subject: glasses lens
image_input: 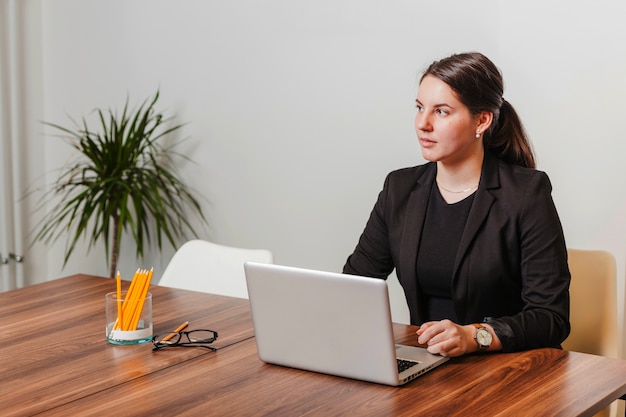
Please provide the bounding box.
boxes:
[187,330,217,343]
[153,332,182,345]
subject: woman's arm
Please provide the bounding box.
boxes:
[416,320,502,357]
[488,171,570,351]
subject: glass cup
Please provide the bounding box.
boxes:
[105,291,153,345]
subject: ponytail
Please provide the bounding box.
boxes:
[485,99,536,169]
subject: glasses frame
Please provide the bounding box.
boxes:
[151,329,219,351]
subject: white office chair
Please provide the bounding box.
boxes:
[158,239,274,298]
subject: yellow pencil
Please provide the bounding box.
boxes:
[112,268,154,331]
[116,271,123,330]
[160,321,190,343]
[113,270,132,330]
[129,268,153,330]
[117,269,141,330]
[125,269,148,330]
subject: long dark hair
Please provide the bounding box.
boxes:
[421,52,535,169]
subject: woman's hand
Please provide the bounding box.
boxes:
[416,320,502,357]
[416,320,476,357]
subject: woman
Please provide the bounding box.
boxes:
[343,52,570,357]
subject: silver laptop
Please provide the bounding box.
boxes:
[244,262,449,386]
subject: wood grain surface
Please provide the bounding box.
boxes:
[39,334,626,417]
[0,275,253,417]
[2,275,625,417]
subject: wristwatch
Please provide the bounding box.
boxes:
[472,324,492,351]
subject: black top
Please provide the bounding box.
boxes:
[416,183,475,322]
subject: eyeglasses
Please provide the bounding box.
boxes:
[151,329,218,351]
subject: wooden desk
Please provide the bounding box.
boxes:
[0,275,253,417]
[41,326,626,417]
[2,275,626,416]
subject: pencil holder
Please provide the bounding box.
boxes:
[105,291,153,345]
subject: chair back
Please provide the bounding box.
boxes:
[159,239,274,298]
[562,249,617,358]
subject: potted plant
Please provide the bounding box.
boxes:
[34,90,206,278]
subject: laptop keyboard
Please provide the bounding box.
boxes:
[397,359,420,373]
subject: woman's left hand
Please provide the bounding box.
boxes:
[416,320,476,357]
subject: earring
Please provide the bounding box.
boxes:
[475,131,481,139]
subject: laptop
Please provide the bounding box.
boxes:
[243,262,449,386]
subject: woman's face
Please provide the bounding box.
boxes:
[414,75,485,166]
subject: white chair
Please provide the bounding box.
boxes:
[158,239,274,298]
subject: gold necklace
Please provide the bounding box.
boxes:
[437,181,478,194]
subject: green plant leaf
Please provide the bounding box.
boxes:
[34,90,207,278]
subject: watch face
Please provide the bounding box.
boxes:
[476,328,492,346]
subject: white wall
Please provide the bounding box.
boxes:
[25,1,625,353]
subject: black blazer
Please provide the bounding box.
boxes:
[343,151,570,352]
